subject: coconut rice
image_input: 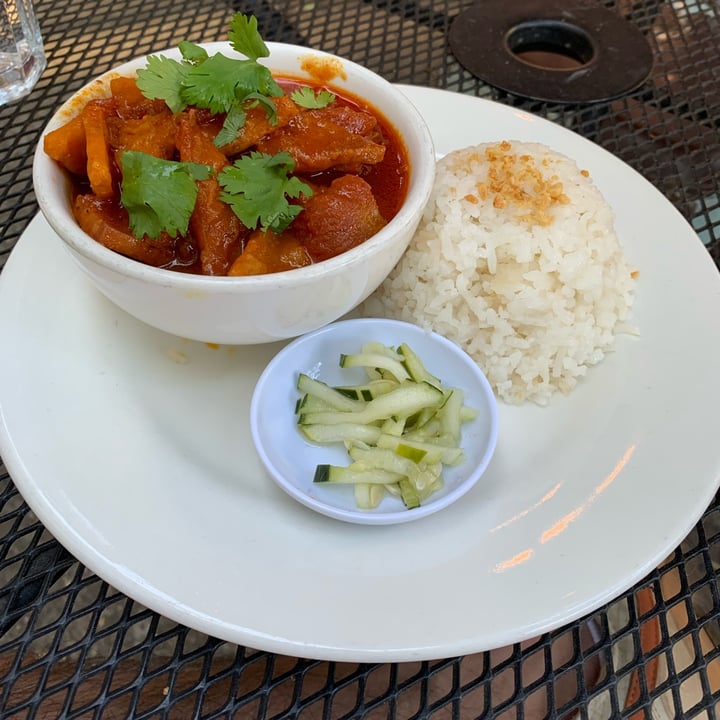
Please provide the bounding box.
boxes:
[363,140,636,405]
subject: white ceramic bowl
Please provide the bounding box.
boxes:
[250,318,499,525]
[32,42,435,345]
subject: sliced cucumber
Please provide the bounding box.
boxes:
[295,393,337,414]
[298,381,444,427]
[384,483,401,498]
[418,476,444,502]
[339,352,410,382]
[405,405,439,432]
[354,482,385,509]
[414,462,443,491]
[376,435,464,466]
[313,464,404,485]
[439,388,464,444]
[300,423,382,445]
[380,417,406,437]
[333,379,396,401]
[362,341,401,358]
[393,443,428,464]
[297,373,363,412]
[398,478,421,509]
[347,445,421,481]
[460,405,478,422]
[403,418,442,440]
[297,340,478,512]
[398,342,442,387]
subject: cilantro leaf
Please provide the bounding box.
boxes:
[291,86,336,109]
[214,93,279,148]
[180,54,248,114]
[244,92,279,124]
[229,13,270,60]
[120,151,211,240]
[248,64,283,98]
[135,12,283,145]
[218,151,312,233]
[179,41,209,65]
[214,103,246,148]
[180,54,282,115]
[135,55,190,114]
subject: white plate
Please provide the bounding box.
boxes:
[1,86,720,662]
[250,318,499,525]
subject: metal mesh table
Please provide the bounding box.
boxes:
[1,0,719,717]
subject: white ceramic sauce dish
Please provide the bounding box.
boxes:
[250,318,500,525]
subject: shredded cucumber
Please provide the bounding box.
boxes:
[398,342,442,387]
[333,379,396,401]
[299,423,382,445]
[354,482,385,509]
[339,352,410,382]
[313,464,404,484]
[297,373,363,412]
[296,341,477,511]
[298,381,444,427]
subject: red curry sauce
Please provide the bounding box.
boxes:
[43,74,410,277]
[275,78,408,223]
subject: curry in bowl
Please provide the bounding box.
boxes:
[42,13,409,277]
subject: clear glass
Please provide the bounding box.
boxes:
[0,0,45,104]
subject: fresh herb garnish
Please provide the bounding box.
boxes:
[179,53,282,116]
[177,41,209,65]
[123,14,328,240]
[120,151,211,240]
[135,13,283,145]
[136,54,190,114]
[213,104,247,148]
[212,92,281,148]
[227,12,270,61]
[291,86,335,109]
[218,151,312,234]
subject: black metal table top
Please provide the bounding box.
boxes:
[2,0,720,717]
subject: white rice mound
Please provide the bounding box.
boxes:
[364,140,637,405]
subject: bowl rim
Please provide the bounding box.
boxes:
[32,41,436,290]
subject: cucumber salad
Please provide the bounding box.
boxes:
[295,341,477,510]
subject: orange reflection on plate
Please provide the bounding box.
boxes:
[492,445,636,573]
[540,444,636,544]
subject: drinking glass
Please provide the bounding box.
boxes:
[0,0,45,104]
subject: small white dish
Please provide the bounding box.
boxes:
[250,318,499,524]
